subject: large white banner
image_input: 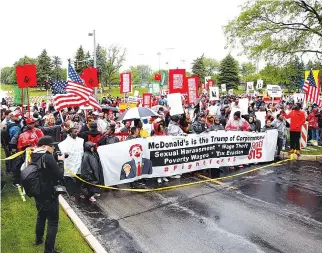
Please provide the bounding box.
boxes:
[98,131,278,186]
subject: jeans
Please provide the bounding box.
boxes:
[35,198,59,253]
[311,129,320,141]
[290,131,301,150]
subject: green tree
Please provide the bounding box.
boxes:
[128,65,152,85]
[74,46,86,74]
[306,60,322,78]
[101,44,126,89]
[204,58,220,76]
[240,62,256,80]
[52,56,64,82]
[218,54,240,89]
[95,44,107,84]
[9,56,38,84]
[224,0,322,62]
[192,54,207,84]
[37,49,53,88]
[259,64,283,85]
[281,57,305,93]
[0,67,14,84]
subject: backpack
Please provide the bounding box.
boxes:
[21,154,46,197]
[88,134,101,148]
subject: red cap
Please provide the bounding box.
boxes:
[12,112,20,118]
[26,118,36,124]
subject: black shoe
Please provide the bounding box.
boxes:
[12,183,19,189]
[35,239,43,246]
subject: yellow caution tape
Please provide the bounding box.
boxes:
[64,157,293,193]
[0,150,25,160]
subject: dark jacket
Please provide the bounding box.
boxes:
[209,124,224,131]
[192,120,207,134]
[31,150,64,202]
[80,143,104,185]
[98,135,120,146]
[126,135,139,141]
[80,129,102,144]
[255,119,261,132]
[79,124,90,135]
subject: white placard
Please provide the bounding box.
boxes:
[209,87,219,101]
[167,93,184,116]
[239,98,249,115]
[205,76,211,85]
[256,79,263,89]
[247,82,254,91]
[221,84,227,92]
[228,89,234,95]
[255,111,266,127]
[134,90,139,97]
[267,85,282,97]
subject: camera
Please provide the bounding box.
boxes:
[53,151,69,161]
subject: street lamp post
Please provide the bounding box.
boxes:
[157,52,161,72]
[88,30,97,99]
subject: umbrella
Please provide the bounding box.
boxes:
[117,107,159,121]
[151,105,167,112]
[101,106,119,112]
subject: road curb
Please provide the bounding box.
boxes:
[281,152,322,161]
[59,195,107,253]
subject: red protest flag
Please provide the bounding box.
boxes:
[120,72,132,93]
[16,64,37,88]
[154,74,161,81]
[82,67,99,88]
[142,93,152,108]
[187,76,199,104]
[207,79,214,87]
[168,69,187,94]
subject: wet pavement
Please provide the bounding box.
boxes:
[66,160,322,253]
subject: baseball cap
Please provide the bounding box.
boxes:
[12,112,20,118]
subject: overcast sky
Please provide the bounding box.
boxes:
[0,0,251,71]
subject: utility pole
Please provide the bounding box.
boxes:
[88,30,97,99]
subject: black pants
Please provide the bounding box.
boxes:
[277,137,283,156]
[12,156,23,185]
[35,198,59,253]
[290,131,301,150]
[4,146,11,172]
[64,176,81,197]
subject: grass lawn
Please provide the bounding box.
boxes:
[0,83,148,99]
[1,149,93,253]
[301,145,322,155]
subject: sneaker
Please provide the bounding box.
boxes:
[80,194,86,199]
[238,165,244,168]
[171,175,181,179]
[162,177,169,182]
[229,166,235,170]
[89,196,96,202]
[94,193,101,197]
[157,178,162,184]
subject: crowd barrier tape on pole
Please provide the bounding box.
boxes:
[300,122,308,149]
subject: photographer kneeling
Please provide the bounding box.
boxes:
[32,136,64,253]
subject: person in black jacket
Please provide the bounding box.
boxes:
[80,142,104,202]
[31,136,64,253]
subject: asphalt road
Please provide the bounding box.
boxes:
[69,160,322,253]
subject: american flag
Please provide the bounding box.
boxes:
[52,63,101,111]
[303,70,321,106]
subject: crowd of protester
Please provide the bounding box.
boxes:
[1,92,322,201]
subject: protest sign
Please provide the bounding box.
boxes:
[205,76,211,85]
[209,87,219,101]
[239,98,249,115]
[187,76,199,104]
[255,111,266,128]
[228,89,234,95]
[247,82,254,91]
[120,72,132,93]
[142,93,152,108]
[98,131,278,186]
[267,85,282,97]
[256,79,263,89]
[221,84,227,92]
[152,82,160,95]
[169,69,187,94]
[134,90,139,97]
[167,93,184,115]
